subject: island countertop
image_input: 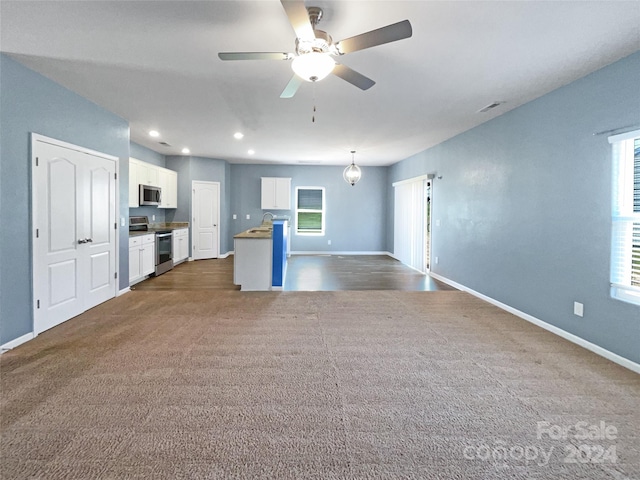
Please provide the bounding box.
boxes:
[233,225,273,239]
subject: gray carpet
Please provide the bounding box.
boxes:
[1,290,638,479]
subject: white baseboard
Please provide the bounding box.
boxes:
[290,251,392,256]
[117,287,131,296]
[1,332,35,353]
[219,251,233,259]
[430,272,640,374]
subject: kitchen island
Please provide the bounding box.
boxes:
[233,220,288,291]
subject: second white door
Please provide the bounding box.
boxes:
[192,181,219,260]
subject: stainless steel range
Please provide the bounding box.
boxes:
[129,216,174,276]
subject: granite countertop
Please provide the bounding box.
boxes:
[234,222,273,239]
[129,222,189,237]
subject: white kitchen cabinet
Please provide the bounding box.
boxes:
[172,228,189,264]
[130,158,159,207]
[130,158,177,208]
[136,160,158,187]
[129,234,156,285]
[128,159,141,207]
[261,177,291,210]
[157,167,178,209]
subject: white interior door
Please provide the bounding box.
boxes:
[192,181,219,260]
[33,137,117,334]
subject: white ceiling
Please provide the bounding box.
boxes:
[2,1,639,166]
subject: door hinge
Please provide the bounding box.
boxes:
[36,228,39,238]
[37,300,40,309]
[36,157,39,166]
[114,172,117,180]
[114,222,117,230]
[114,272,118,279]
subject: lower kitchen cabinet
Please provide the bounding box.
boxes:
[129,234,155,285]
[172,228,189,264]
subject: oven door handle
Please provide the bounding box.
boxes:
[156,233,173,238]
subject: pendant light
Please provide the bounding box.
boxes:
[343,150,362,186]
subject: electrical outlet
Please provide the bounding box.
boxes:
[152,215,156,221]
[246,214,250,220]
[121,217,125,227]
[435,256,439,264]
[233,214,237,220]
[573,302,584,317]
[328,240,331,245]
[435,219,441,227]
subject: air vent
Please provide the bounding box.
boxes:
[159,141,172,147]
[477,101,504,113]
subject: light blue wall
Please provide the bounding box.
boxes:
[389,51,640,363]
[129,142,168,223]
[230,164,388,253]
[0,54,130,345]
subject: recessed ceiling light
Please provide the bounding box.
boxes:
[234,132,244,140]
[181,148,190,154]
[149,130,160,137]
[248,149,255,155]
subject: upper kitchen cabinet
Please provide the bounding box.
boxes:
[132,158,158,186]
[261,177,291,210]
[128,158,177,208]
[157,167,177,209]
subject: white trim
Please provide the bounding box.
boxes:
[31,133,119,161]
[1,332,35,353]
[290,251,392,256]
[392,173,435,188]
[430,272,640,374]
[608,128,640,143]
[118,287,131,296]
[219,251,233,259]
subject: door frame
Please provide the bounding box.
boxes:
[191,180,220,259]
[31,133,120,335]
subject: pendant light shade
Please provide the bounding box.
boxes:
[292,52,335,82]
[343,151,362,186]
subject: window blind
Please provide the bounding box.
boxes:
[394,178,426,273]
[609,131,640,305]
[297,189,323,210]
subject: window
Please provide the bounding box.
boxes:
[610,129,640,306]
[296,187,325,235]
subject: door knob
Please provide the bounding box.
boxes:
[86,238,93,243]
[77,239,86,244]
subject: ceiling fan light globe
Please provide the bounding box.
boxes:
[343,163,362,186]
[291,52,335,82]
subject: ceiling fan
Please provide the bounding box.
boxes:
[218,0,412,98]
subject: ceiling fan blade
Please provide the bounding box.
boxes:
[280,0,315,40]
[335,20,412,55]
[218,52,293,61]
[332,64,375,91]
[280,75,303,98]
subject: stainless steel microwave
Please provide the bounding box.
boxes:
[139,184,161,206]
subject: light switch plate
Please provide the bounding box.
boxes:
[573,302,584,317]
[246,214,250,220]
[233,214,237,220]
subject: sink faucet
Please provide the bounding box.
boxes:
[262,212,274,223]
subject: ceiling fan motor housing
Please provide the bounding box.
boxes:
[296,30,334,55]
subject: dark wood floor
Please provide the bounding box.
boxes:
[132,255,455,292]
